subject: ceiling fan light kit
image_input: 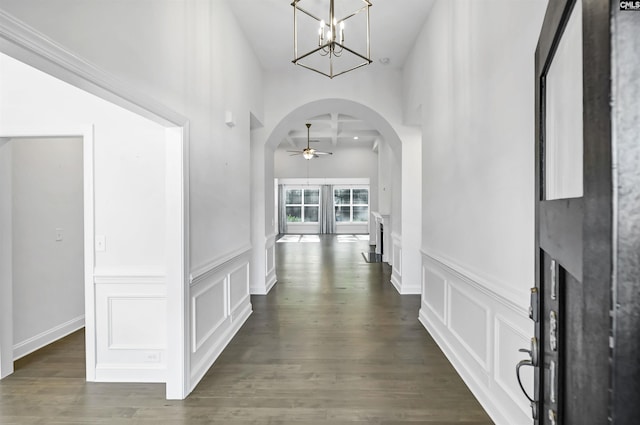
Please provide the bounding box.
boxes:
[292,0,372,79]
[288,123,333,160]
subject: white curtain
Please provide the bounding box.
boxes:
[278,184,287,234]
[320,185,334,234]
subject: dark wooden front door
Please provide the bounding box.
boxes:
[522,1,640,425]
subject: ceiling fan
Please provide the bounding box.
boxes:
[288,123,333,160]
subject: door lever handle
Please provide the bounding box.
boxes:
[516,359,535,402]
[516,358,538,420]
[516,337,539,420]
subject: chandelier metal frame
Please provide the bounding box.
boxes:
[291,0,372,79]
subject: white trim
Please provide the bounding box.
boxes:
[0,10,187,127]
[0,126,95,382]
[93,269,167,285]
[419,251,533,425]
[494,314,533,417]
[13,315,85,361]
[278,177,369,186]
[189,302,252,391]
[190,276,228,353]
[446,282,491,371]
[421,250,528,316]
[190,246,252,286]
[95,363,166,383]
[419,311,510,425]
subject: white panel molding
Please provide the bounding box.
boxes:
[190,245,251,286]
[254,234,277,295]
[419,251,532,425]
[230,293,251,317]
[447,282,491,371]
[419,310,508,424]
[94,268,167,285]
[265,235,276,278]
[422,249,528,316]
[189,301,251,391]
[13,315,85,360]
[422,264,446,324]
[191,276,228,353]
[390,235,402,292]
[494,314,534,417]
[188,249,253,393]
[107,297,166,350]
[229,263,250,314]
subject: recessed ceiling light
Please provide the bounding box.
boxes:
[379,57,390,65]
[354,136,359,140]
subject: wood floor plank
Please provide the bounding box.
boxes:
[0,235,493,424]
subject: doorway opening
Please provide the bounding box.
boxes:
[0,136,86,378]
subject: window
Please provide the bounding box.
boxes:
[334,188,369,223]
[285,188,320,222]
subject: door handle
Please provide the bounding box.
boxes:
[516,337,538,420]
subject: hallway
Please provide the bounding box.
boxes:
[0,235,492,424]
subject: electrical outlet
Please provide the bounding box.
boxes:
[55,228,63,242]
[144,352,161,363]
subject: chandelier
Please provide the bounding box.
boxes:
[292,0,372,79]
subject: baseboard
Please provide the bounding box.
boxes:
[250,273,277,295]
[419,310,511,425]
[390,273,402,293]
[94,364,166,383]
[13,315,85,360]
[390,274,420,295]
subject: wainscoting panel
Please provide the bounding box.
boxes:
[191,275,228,353]
[390,232,402,291]
[94,271,167,383]
[448,283,490,370]
[189,248,252,391]
[422,266,446,324]
[229,264,250,316]
[419,252,533,425]
[264,234,277,294]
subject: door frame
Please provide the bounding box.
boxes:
[0,127,94,380]
[532,0,640,424]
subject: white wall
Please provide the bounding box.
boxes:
[11,137,85,359]
[403,1,546,424]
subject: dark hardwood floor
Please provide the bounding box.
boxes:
[0,235,493,424]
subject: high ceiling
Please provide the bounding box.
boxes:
[227,0,435,151]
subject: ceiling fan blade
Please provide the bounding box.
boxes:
[289,152,302,156]
[314,151,333,155]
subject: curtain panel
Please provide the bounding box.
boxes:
[320,185,334,234]
[278,184,287,234]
